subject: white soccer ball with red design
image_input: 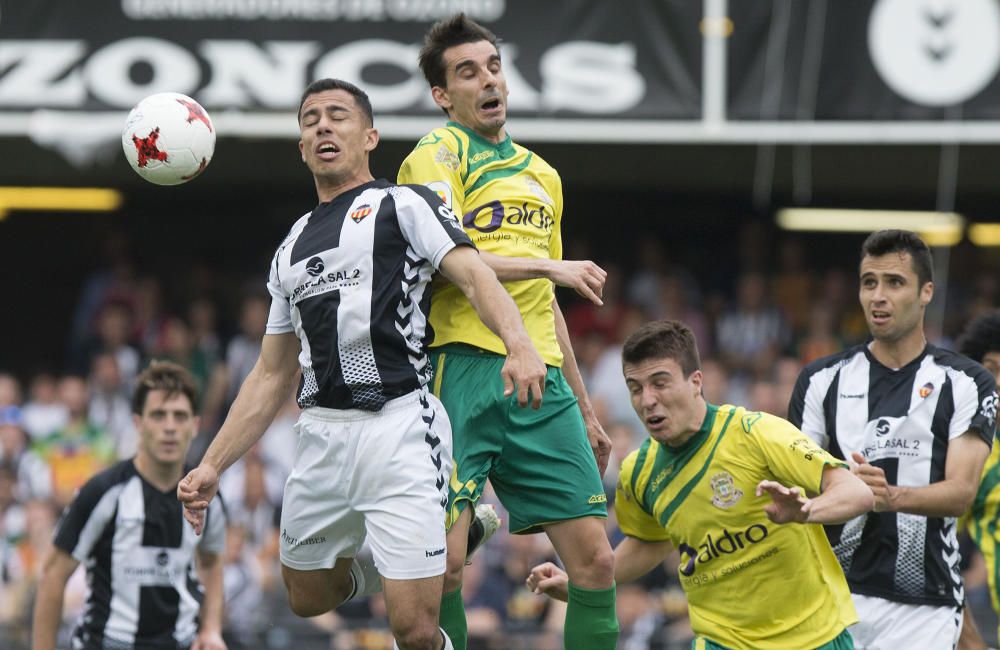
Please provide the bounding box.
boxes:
[121,92,215,185]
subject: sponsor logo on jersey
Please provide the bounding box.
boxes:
[919,382,935,398]
[875,419,891,436]
[463,200,555,233]
[306,256,325,277]
[425,547,445,558]
[840,392,866,399]
[710,472,743,509]
[677,523,770,577]
[588,493,608,504]
[470,150,495,164]
[350,204,371,223]
[981,392,999,428]
[434,144,460,171]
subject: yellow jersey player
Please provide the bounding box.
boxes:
[957,310,1000,650]
[528,320,874,650]
[398,14,617,650]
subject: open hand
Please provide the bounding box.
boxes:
[756,480,812,524]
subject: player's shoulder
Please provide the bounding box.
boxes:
[729,405,798,438]
[274,210,312,251]
[411,126,466,157]
[928,343,996,385]
[72,459,136,506]
[799,343,867,379]
[393,182,444,207]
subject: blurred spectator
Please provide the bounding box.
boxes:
[715,272,790,379]
[0,375,22,408]
[20,373,68,440]
[797,302,845,365]
[189,297,223,366]
[747,379,782,416]
[588,306,647,434]
[154,316,214,400]
[699,358,734,406]
[72,301,141,387]
[132,277,167,352]
[0,413,51,502]
[31,376,114,507]
[626,237,669,314]
[771,238,814,334]
[565,263,629,343]
[648,273,712,359]
[202,293,269,431]
[67,232,136,364]
[87,353,137,459]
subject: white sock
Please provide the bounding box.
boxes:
[393,628,453,650]
[346,544,382,601]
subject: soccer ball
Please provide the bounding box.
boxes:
[121,92,215,186]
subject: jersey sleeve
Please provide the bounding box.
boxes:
[52,474,121,561]
[615,451,672,543]
[949,365,998,445]
[394,184,475,269]
[788,367,830,449]
[198,495,227,556]
[397,129,466,216]
[748,412,847,495]
[548,171,564,261]
[265,248,293,335]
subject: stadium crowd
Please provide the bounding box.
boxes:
[1,231,997,649]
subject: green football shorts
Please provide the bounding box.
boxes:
[430,344,608,534]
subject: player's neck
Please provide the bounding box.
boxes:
[667,398,709,448]
[451,118,506,144]
[134,453,184,492]
[314,170,375,204]
[869,327,928,370]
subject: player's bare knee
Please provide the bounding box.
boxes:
[566,540,615,587]
[286,586,333,618]
[443,550,465,592]
[391,620,441,650]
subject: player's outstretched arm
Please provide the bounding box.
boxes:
[439,246,546,408]
[178,332,300,533]
[553,298,611,476]
[758,466,874,525]
[32,547,79,650]
[527,536,671,602]
[851,430,991,517]
[478,252,607,306]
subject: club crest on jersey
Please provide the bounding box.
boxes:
[350,204,372,223]
[435,144,460,171]
[919,382,935,398]
[710,472,743,509]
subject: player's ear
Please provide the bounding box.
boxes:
[364,127,379,153]
[298,139,306,163]
[431,86,452,112]
[689,369,703,397]
[920,280,934,307]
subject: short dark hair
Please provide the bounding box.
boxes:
[958,310,1000,364]
[418,13,501,89]
[131,360,199,415]
[622,320,701,377]
[860,229,934,287]
[298,78,373,127]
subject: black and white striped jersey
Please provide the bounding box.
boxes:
[266,179,473,411]
[789,342,998,608]
[53,460,226,650]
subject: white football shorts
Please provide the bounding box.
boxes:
[279,389,453,580]
[848,593,962,650]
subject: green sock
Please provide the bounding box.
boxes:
[565,582,619,650]
[439,587,467,650]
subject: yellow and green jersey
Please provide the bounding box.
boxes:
[398,121,563,366]
[615,404,857,650]
[967,440,1000,642]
